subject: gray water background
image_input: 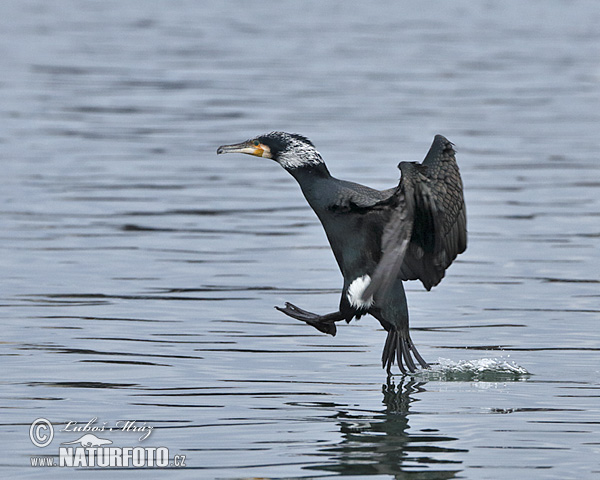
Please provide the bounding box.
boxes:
[1,0,599,478]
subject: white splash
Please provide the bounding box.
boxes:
[347,275,374,309]
[415,357,530,381]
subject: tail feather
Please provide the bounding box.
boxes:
[381,328,429,375]
[382,329,396,373]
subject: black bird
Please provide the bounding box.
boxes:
[217,132,466,374]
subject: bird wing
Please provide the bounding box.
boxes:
[330,181,395,211]
[363,135,467,300]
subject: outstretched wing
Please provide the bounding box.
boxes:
[363,135,467,300]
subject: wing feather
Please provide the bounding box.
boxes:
[363,135,466,300]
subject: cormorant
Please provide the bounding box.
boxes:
[217,132,466,374]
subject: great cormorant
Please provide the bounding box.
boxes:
[217,132,467,374]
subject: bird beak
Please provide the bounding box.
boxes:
[217,141,272,158]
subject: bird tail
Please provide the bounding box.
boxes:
[381,328,429,374]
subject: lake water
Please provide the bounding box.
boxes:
[1,0,599,478]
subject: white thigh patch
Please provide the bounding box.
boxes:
[347,275,374,309]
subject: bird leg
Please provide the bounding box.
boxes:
[275,302,348,336]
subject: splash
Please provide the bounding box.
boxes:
[414,357,531,381]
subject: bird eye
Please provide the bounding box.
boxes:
[253,140,260,146]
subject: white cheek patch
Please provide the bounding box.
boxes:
[347,275,374,310]
[260,145,272,158]
[277,149,324,170]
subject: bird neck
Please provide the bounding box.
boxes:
[286,162,334,210]
[286,161,331,182]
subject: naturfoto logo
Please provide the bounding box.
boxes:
[29,417,186,468]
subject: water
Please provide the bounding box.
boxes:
[1,0,599,478]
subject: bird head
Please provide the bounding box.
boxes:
[217,131,323,170]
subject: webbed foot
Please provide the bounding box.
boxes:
[275,302,345,336]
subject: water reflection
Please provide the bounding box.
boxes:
[306,380,465,477]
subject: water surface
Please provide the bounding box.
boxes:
[1,0,599,478]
